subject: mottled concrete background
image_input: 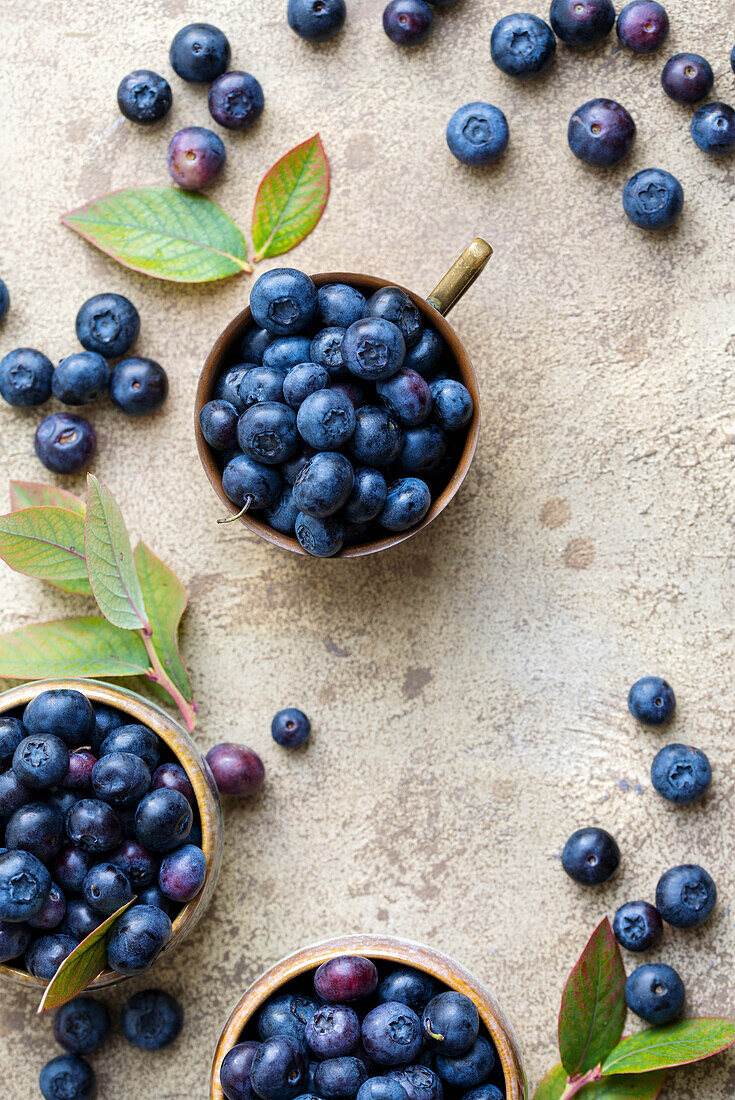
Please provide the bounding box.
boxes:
[0,0,734,1096]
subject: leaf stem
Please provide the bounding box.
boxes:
[558,1068,603,1099]
[140,630,198,731]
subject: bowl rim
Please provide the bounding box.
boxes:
[195,272,480,559]
[0,677,223,991]
[210,933,527,1100]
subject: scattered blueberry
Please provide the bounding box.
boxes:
[0,278,8,324]
[623,168,683,230]
[122,988,184,1049]
[251,269,318,336]
[206,743,265,797]
[170,23,231,83]
[568,98,636,166]
[656,864,717,929]
[626,963,684,1025]
[34,412,96,474]
[0,348,53,407]
[550,0,615,45]
[168,126,226,190]
[54,996,111,1054]
[383,0,434,47]
[691,102,735,156]
[117,70,172,124]
[651,743,711,803]
[628,676,675,724]
[76,293,140,358]
[110,356,168,416]
[613,900,664,952]
[106,903,172,975]
[40,1054,95,1100]
[209,71,265,131]
[617,0,669,52]
[446,102,509,167]
[661,53,713,104]
[288,0,347,41]
[491,13,556,78]
[271,708,311,749]
[561,827,620,885]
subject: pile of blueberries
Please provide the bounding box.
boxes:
[220,953,506,1100]
[0,292,168,475]
[561,675,716,1029]
[199,268,475,557]
[39,988,184,1099]
[0,688,207,983]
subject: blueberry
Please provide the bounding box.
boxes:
[435,1036,494,1089]
[315,1058,368,1098]
[491,13,556,77]
[201,399,240,450]
[0,919,31,962]
[361,1002,423,1066]
[34,413,96,474]
[100,724,161,771]
[55,996,111,1054]
[294,452,354,518]
[223,454,282,511]
[217,364,254,412]
[209,71,265,130]
[344,467,387,523]
[297,390,357,451]
[221,1040,261,1100]
[53,845,93,894]
[66,799,123,853]
[429,378,473,430]
[0,348,53,407]
[40,1054,95,1100]
[305,1004,359,1057]
[13,733,69,789]
[266,485,300,535]
[170,23,231,83]
[691,102,735,156]
[284,363,330,408]
[259,992,319,1042]
[568,99,636,166]
[315,955,379,1002]
[135,788,192,853]
[91,751,151,809]
[62,750,97,792]
[656,864,716,929]
[319,285,367,329]
[82,861,133,915]
[389,1065,443,1100]
[617,1,668,52]
[152,762,195,806]
[613,900,663,952]
[422,992,478,1057]
[0,769,33,817]
[242,327,275,365]
[367,288,421,350]
[76,293,140,358]
[626,963,684,1025]
[168,126,226,190]
[357,1080,408,1100]
[295,512,345,557]
[446,103,509,167]
[60,898,103,941]
[400,425,446,474]
[288,0,347,41]
[0,278,8,324]
[206,743,265,797]
[383,0,434,46]
[377,369,432,427]
[106,903,172,975]
[137,883,176,916]
[26,933,78,978]
[379,478,431,531]
[5,802,63,862]
[0,718,25,770]
[661,53,713,104]
[462,1087,504,1100]
[623,169,683,230]
[159,843,206,902]
[550,0,614,45]
[91,704,126,755]
[240,365,287,408]
[377,967,437,1013]
[48,788,81,819]
[283,444,317,485]
[627,676,675,724]
[117,70,172,123]
[111,354,169,417]
[343,319,406,382]
[122,988,184,1049]
[251,1035,308,1100]
[349,406,403,467]
[562,827,619,886]
[238,402,299,465]
[311,327,348,378]
[651,743,711,804]
[263,337,314,374]
[110,837,158,890]
[27,881,66,930]
[250,269,318,336]
[271,708,311,749]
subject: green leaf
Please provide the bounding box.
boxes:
[0,508,92,595]
[85,475,149,631]
[252,133,330,262]
[62,186,252,283]
[10,481,85,514]
[601,1019,735,1076]
[583,1072,667,1098]
[0,617,150,679]
[532,1064,567,1100]
[134,541,192,704]
[37,897,136,1013]
[559,918,626,1077]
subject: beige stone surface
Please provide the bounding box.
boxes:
[0,0,734,1096]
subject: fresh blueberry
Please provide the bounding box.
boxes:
[297,389,356,450]
[110,838,158,890]
[315,1058,368,1098]
[367,288,421,350]
[344,467,387,523]
[379,478,431,531]
[0,348,53,407]
[206,743,265,797]
[435,1036,494,1089]
[294,452,354,518]
[315,955,379,1002]
[661,53,713,104]
[627,676,675,724]
[47,789,80,819]
[137,883,176,916]
[491,13,556,78]
[107,903,172,975]
[91,751,151,809]
[135,789,192,853]
[562,827,620,885]
[59,898,103,941]
[311,328,347,378]
[651,743,711,804]
[568,99,636,166]
[284,363,330,408]
[76,293,140,358]
[343,320,406,383]
[168,126,226,190]
[626,963,684,1025]
[376,368,431,427]
[110,355,169,416]
[446,103,509,167]
[91,704,126,755]
[24,690,95,750]
[404,330,443,378]
[250,270,318,336]
[388,1065,443,1100]
[656,864,716,929]
[100,724,160,771]
[27,881,66,930]
[266,485,300,535]
[51,352,112,412]
[271,708,311,749]
[0,278,8,324]
[319,284,367,329]
[5,802,63,862]
[170,23,231,83]
[0,769,33,817]
[82,862,133,915]
[0,919,31,962]
[383,0,433,46]
[221,1040,261,1100]
[617,1,669,51]
[330,379,367,408]
[53,846,93,894]
[263,337,314,374]
[40,1054,95,1100]
[282,444,317,484]
[295,512,345,557]
[422,992,478,1057]
[550,0,615,45]
[223,454,283,511]
[400,425,447,474]
[378,967,437,1013]
[462,1087,503,1100]
[242,326,275,365]
[217,364,253,412]
[623,169,683,230]
[288,0,347,41]
[259,992,319,1042]
[691,102,735,155]
[201,400,240,450]
[117,70,172,123]
[34,413,96,474]
[238,402,299,465]
[357,1080,408,1100]
[239,365,287,409]
[306,1004,360,1057]
[13,733,69,789]
[55,996,111,1054]
[122,988,184,1049]
[152,762,195,807]
[66,799,123,853]
[159,843,206,902]
[62,750,97,792]
[361,1002,422,1066]
[429,378,473,430]
[26,933,78,978]
[209,71,264,130]
[613,900,663,952]
[0,718,25,770]
[251,1035,308,1100]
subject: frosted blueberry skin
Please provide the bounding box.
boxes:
[404,329,444,378]
[656,864,717,929]
[623,169,683,230]
[66,799,123,854]
[446,103,509,166]
[561,827,620,885]
[616,0,669,52]
[294,453,354,518]
[568,98,636,167]
[109,838,158,890]
[491,13,556,78]
[625,963,684,1025]
[377,369,432,427]
[271,708,311,749]
[0,920,31,963]
[342,319,406,382]
[168,126,226,190]
[288,0,347,42]
[13,733,69,789]
[251,269,319,337]
[377,968,437,1013]
[306,1004,359,1057]
[209,71,265,131]
[284,364,330,408]
[379,478,431,532]
[613,900,663,952]
[201,399,240,450]
[399,425,447,475]
[430,378,473,431]
[82,861,134,915]
[26,933,78,979]
[0,848,51,921]
[691,102,735,156]
[170,23,230,83]
[34,415,96,475]
[550,0,615,45]
[435,1034,495,1089]
[158,843,207,902]
[421,992,478,1056]
[0,770,33,817]
[661,53,713,105]
[40,1054,95,1100]
[251,1035,309,1100]
[76,293,140,358]
[628,676,675,724]
[24,689,96,749]
[117,70,172,124]
[349,406,403,467]
[297,389,356,451]
[123,988,184,1049]
[217,364,253,412]
[0,718,25,770]
[343,467,387,523]
[106,904,172,976]
[367,287,421,350]
[62,750,97,792]
[318,284,367,329]
[134,788,193,853]
[0,348,53,407]
[651,743,711,804]
[383,0,434,47]
[295,512,345,556]
[362,1002,423,1066]
[110,357,168,416]
[5,802,63,863]
[265,486,300,535]
[99,724,161,772]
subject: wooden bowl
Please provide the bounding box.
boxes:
[195,240,492,558]
[0,678,224,993]
[210,934,527,1100]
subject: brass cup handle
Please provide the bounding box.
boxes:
[426,238,493,317]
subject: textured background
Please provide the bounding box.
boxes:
[0,0,734,1096]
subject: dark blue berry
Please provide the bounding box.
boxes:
[357,1080,408,1100]
[117,70,172,123]
[201,399,240,450]
[651,743,711,803]
[435,1036,494,1088]
[152,762,195,806]
[170,23,231,83]
[628,676,675,724]
[297,389,356,450]
[306,1004,360,1057]
[13,733,69,789]
[238,402,299,465]
[53,845,93,894]
[319,284,367,329]
[271,708,311,749]
[106,903,172,975]
[168,126,226,190]
[315,955,379,1002]
[462,1087,504,1100]
[135,788,192,853]
[54,996,110,1054]
[40,1054,95,1100]
[661,53,713,104]
[613,900,663,952]
[422,992,478,1056]
[159,843,206,902]
[0,348,53,407]
[217,364,253,412]
[62,750,96,792]
[60,898,103,941]
[0,278,8,323]
[26,933,78,978]
[91,751,151,808]
[24,689,95,749]
[123,988,184,1049]
[251,270,318,336]
[288,0,347,41]
[242,326,275,365]
[0,848,50,921]
[623,169,683,230]
[0,718,25,770]
[0,769,33,817]
[266,485,300,535]
[626,963,684,1025]
[400,425,446,474]
[82,862,133,915]
[221,1040,261,1100]
[404,330,443,378]
[76,293,139,358]
[27,881,66,930]
[294,452,354,517]
[315,1057,368,1098]
[0,919,31,962]
[47,789,80,818]
[66,799,123,854]
[282,444,317,484]
[377,368,431,427]
[110,355,168,416]
[259,992,319,1042]
[223,454,282,511]
[561,827,620,885]
[110,837,158,890]
[251,1035,309,1100]
[51,352,109,406]
[617,1,669,52]
[568,99,636,166]
[491,14,556,78]
[656,864,716,929]
[383,0,433,46]
[691,102,735,156]
[263,337,313,373]
[550,0,614,45]
[91,704,125,755]
[240,365,287,408]
[343,319,406,382]
[5,802,63,862]
[344,467,387,523]
[137,883,176,916]
[311,327,347,378]
[295,512,345,557]
[379,478,431,531]
[446,103,509,166]
[35,414,96,474]
[100,724,160,771]
[209,71,265,130]
[377,967,437,1013]
[429,378,473,430]
[389,1065,443,1100]
[362,1002,422,1066]
[367,288,421,350]
[284,363,330,408]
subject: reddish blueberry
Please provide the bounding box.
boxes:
[315,955,379,1003]
[206,743,265,797]
[158,843,206,902]
[617,1,669,52]
[568,98,636,166]
[168,126,226,190]
[383,0,433,46]
[661,53,713,104]
[209,71,264,130]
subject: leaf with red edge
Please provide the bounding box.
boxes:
[601,1019,735,1076]
[10,481,85,514]
[559,918,627,1077]
[252,134,330,262]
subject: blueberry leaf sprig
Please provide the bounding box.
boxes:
[0,475,197,730]
[61,134,330,283]
[532,918,735,1099]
